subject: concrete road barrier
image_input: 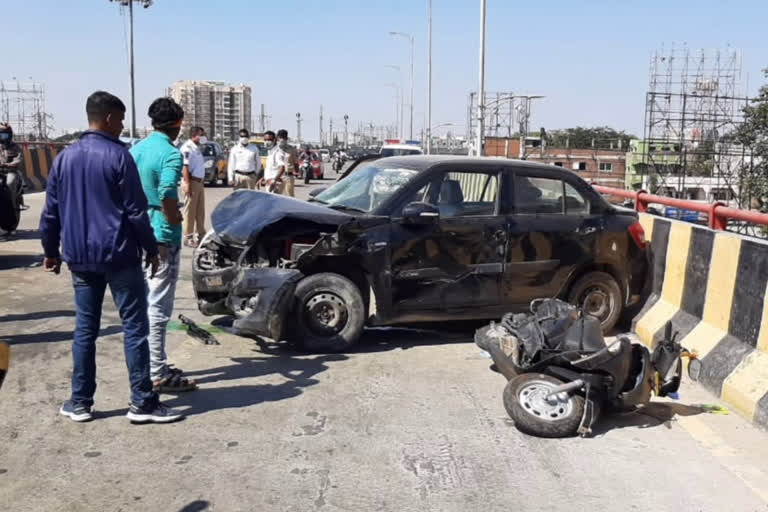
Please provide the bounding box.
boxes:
[633,213,768,429]
[18,142,66,193]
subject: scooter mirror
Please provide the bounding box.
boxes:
[687,358,703,382]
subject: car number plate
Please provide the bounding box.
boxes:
[204,276,223,287]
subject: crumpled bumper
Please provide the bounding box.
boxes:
[196,267,303,341]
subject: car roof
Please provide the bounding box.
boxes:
[376,155,577,174]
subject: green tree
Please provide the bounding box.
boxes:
[544,126,635,150]
[737,68,768,210]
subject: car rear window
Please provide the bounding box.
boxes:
[514,176,591,215]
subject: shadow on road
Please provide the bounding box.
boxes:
[164,352,347,416]
[0,229,41,242]
[179,501,211,512]
[0,253,43,270]
[592,402,706,435]
[0,309,75,323]
[3,325,122,345]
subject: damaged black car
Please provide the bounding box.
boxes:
[193,156,648,352]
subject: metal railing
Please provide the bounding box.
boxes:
[592,185,768,231]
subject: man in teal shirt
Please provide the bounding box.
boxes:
[131,97,196,393]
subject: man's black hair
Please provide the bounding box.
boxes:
[86,91,126,123]
[239,128,250,137]
[148,97,184,129]
[264,130,276,138]
[190,126,205,137]
[277,129,288,139]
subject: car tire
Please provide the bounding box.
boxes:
[290,273,365,353]
[503,373,589,438]
[567,271,622,334]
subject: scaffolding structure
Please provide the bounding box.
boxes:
[467,92,516,143]
[0,80,53,141]
[642,46,754,209]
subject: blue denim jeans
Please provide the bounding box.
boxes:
[145,244,181,381]
[70,266,157,409]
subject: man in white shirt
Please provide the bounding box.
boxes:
[262,130,286,194]
[180,126,207,247]
[228,128,262,190]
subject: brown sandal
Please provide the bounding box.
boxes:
[153,373,197,393]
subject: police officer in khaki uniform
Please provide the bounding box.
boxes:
[276,129,299,197]
[180,126,207,247]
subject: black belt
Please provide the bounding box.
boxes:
[235,171,255,176]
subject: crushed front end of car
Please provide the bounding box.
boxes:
[192,190,353,340]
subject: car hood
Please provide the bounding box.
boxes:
[211,190,353,246]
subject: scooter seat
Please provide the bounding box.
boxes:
[551,316,606,353]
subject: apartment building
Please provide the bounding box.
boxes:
[169,80,252,142]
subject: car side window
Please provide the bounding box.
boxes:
[514,176,564,214]
[427,171,499,218]
[564,182,590,215]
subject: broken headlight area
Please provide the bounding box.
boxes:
[226,268,304,340]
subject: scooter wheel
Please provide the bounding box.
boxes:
[503,373,586,438]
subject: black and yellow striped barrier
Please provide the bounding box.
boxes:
[633,213,768,429]
[18,143,66,193]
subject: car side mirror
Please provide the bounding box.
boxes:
[402,202,440,224]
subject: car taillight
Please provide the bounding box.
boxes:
[629,221,646,248]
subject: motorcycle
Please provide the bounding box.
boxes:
[332,154,345,173]
[475,299,702,438]
[0,167,23,233]
[300,159,313,184]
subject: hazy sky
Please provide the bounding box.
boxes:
[2,0,767,141]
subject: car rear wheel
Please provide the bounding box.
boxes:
[567,271,622,334]
[291,273,365,353]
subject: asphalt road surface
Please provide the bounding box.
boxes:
[1,165,768,512]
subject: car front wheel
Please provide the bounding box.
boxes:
[567,271,622,334]
[290,273,365,352]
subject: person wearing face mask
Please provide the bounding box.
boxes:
[130,97,197,393]
[179,126,207,247]
[227,128,261,190]
[276,129,299,197]
[262,130,285,193]
[0,123,24,210]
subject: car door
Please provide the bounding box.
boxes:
[389,165,508,313]
[503,170,602,306]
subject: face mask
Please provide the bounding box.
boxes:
[264,140,274,149]
[239,137,249,145]
[199,136,208,144]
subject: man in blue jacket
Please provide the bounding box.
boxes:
[40,91,183,424]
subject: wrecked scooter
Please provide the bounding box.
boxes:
[475,299,701,438]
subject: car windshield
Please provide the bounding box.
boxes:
[380,147,422,157]
[313,164,419,212]
[201,144,217,157]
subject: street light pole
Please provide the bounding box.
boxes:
[296,112,302,144]
[476,0,487,157]
[427,0,433,154]
[343,115,349,149]
[110,0,153,140]
[389,31,414,141]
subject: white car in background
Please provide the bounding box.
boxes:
[379,143,424,157]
